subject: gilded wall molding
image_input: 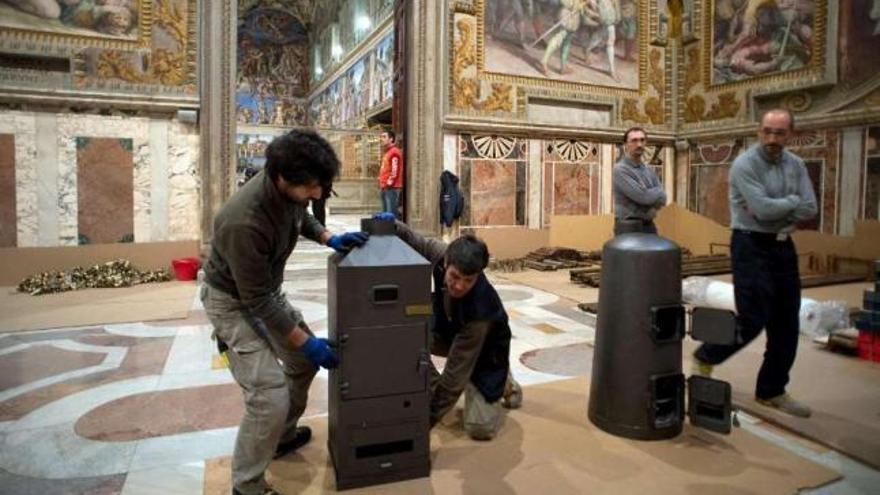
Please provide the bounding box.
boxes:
[0,0,198,105]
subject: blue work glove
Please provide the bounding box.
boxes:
[326,231,369,253]
[301,335,339,369]
[372,212,396,221]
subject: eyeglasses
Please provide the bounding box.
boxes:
[761,128,789,136]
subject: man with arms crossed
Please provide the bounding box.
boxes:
[692,108,817,418]
[612,126,667,235]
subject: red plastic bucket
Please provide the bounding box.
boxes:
[172,257,201,281]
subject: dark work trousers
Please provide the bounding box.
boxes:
[694,229,801,400]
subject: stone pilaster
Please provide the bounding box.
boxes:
[199,0,238,247]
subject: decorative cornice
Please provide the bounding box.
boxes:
[678,107,880,140]
[443,116,677,142]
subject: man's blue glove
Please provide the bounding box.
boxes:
[301,335,339,369]
[326,231,369,253]
[373,212,396,221]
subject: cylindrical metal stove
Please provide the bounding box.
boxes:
[588,233,685,440]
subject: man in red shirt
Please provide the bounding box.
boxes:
[378,129,404,218]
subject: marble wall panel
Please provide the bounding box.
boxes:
[0,113,37,247]
[167,122,200,241]
[467,159,517,226]
[552,163,590,216]
[542,161,553,227]
[0,134,15,247]
[789,131,838,233]
[866,157,880,221]
[76,138,134,244]
[691,165,731,227]
[57,115,150,246]
[2,111,199,247]
[590,167,601,214]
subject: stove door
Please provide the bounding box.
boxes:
[338,323,429,400]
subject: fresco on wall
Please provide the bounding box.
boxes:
[310,32,394,129]
[483,0,640,89]
[236,134,275,188]
[370,34,394,108]
[0,0,140,39]
[711,0,816,85]
[839,0,880,85]
[236,6,310,126]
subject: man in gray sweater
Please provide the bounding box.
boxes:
[692,108,817,418]
[202,130,368,495]
[612,127,667,235]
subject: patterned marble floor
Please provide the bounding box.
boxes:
[0,215,877,494]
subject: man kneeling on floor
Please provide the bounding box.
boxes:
[375,213,522,440]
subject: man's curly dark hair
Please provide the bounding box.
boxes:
[265,130,340,196]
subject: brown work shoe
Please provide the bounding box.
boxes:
[274,426,312,458]
[502,379,523,409]
[756,393,812,418]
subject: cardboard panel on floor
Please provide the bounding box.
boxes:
[203,377,839,495]
[468,226,550,260]
[548,214,614,251]
[0,241,200,286]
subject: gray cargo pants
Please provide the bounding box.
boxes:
[430,325,520,440]
[201,284,318,495]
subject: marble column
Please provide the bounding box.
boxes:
[405,0,445,235]
[674,139,690,207]
[527,138,543,229]
[839,127,864,236]
[199,0,238,247]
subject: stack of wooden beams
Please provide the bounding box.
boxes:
[570,254,732,287]
[521,247,601,271]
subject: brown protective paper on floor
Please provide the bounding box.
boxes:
[0,281,196,333]
[204,378,838,495]
[685,335,880,470]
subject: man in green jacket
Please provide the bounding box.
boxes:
[202,130,368,495]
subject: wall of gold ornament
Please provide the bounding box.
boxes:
[0,0,198,101]
[448,0,670,131]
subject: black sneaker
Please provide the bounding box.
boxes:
[273,426,312,458]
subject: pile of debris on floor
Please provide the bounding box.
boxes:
[17,259,172,296]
